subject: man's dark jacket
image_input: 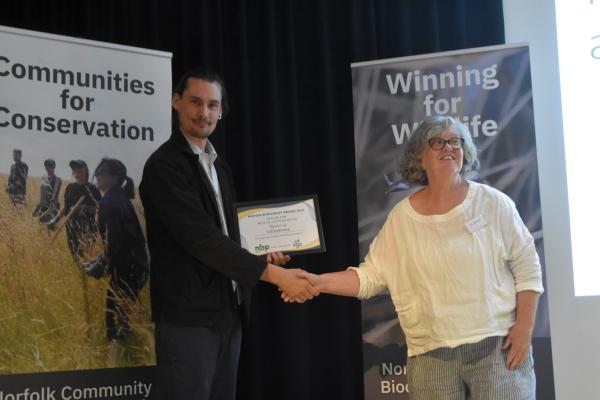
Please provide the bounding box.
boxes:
[139,129,266,327]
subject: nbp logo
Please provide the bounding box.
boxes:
[255,243,270,253]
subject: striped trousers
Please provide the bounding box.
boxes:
[407,336,535,400]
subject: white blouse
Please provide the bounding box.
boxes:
[349,181,544,357]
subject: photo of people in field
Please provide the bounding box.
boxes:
[0,148,154,374]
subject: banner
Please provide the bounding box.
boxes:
[554,0,600,296]
[0,26,171,398]
[351,44,554,399]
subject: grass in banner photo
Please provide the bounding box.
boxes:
[0,174,155,374]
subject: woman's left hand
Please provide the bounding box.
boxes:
[502,322,533,370]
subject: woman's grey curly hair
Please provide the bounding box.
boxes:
[400,115,479,185]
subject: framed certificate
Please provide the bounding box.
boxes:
[233,194,326,256]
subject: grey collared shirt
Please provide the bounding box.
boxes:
[185,137,241,302]
[185,138,229,237]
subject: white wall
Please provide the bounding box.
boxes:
[503,0,600,398]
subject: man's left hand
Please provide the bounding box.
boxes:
[266,251,291,266]
[502,322,533,370]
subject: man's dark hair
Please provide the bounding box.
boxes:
[173,67,230,116]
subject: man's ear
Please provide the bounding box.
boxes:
[172,93,181,112]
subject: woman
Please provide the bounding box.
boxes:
[287,116,543,399]
[92,158,149,342]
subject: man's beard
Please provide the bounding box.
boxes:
[179,112,214,139]
[189,128,213,139]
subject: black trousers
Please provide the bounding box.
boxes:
[152,314,242,400]
[106,264,146,341]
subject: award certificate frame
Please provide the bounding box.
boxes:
[233,194,326,256]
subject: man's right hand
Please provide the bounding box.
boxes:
[278,268,320,303]
[260,265,319,303]
[280,271,322,303]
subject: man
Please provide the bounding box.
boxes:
[6,149,28,207]
[139,68,318,400]
[32,159,62,223]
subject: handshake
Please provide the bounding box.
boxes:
[278,268,321,303]
[264,252,322,304]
